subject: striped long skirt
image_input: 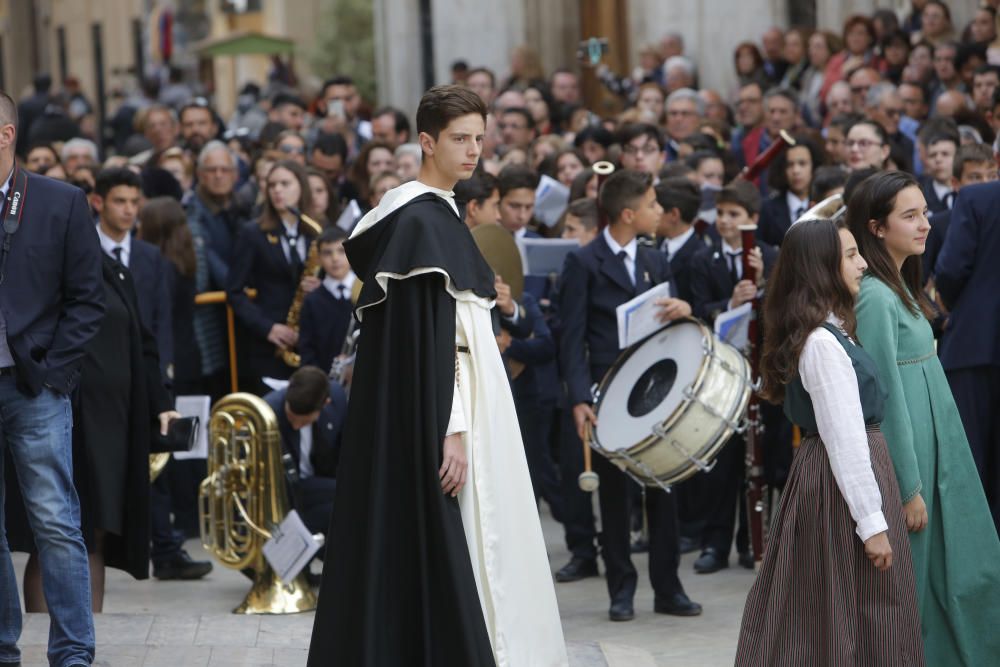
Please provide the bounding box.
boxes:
[735,427,924,666]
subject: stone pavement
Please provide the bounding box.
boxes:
[10,506,753,666]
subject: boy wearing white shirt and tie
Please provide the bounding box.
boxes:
[298,226,357,376]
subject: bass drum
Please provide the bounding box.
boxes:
[592,318,752,488]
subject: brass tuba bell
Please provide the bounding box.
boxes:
[198,393,317,614]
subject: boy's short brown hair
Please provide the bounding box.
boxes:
[286,366,330,415]
[715,180,761,217]
[317,226,347,248]
[416,85,488,144]
[599,169,653,224]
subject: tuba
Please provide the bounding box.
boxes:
[198,393,317,614]
[278,209,325,368]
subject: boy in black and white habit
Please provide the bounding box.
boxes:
[308,84,565,667]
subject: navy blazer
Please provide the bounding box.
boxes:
[935,182,1000,369]
[264,380,348,480]
[299,284,354,374]
[559,232,675,406]
[0,171,104,396]
[689,242,777,325]
[757,193,796,248]
[125,238,173,374]
[227,219,317,379]
[662,231,709,303]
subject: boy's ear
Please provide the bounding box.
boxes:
[418,131,435,157]
[750,212,760,224]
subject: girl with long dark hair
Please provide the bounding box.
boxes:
[735,218,923,665]
[848,171,1000,664]
[226,159,320,389]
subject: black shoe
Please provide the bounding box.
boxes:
[654,592,703,617]
[305,570,323,588]
[629,535,649,554]
[679,535,700,554]
[738,551,756,569]
[153,550,214,580]
[555,557,599,583]
[609,599,635,622]
[693,548,728,574]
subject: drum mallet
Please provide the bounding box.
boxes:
[578,422,600,492]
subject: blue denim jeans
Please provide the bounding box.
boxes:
[0,376,94,667]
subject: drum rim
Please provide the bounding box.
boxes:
[593,317,714,453]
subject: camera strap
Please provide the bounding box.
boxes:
[0,165,28,286]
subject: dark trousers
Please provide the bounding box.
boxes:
[514,399,564,522]
[699,433,745,556]
[150,472,185,565]
[559,411,597,561]
[593,453,683,604]
[293,475,336,560]
[947,365,1000,533]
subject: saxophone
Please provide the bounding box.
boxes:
[278,209,324,368]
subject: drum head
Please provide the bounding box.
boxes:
[595,321,705,452]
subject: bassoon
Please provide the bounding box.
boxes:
[735,129,795,567]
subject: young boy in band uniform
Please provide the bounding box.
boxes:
[689,180,779,573]
[298,226,356,376]
[559,168,702,622]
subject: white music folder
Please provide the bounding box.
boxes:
[615,282,672,349]
[714,302,752,350]
[263,510,323,584]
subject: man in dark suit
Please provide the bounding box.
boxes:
[93,168,173,374]
[263,366,347,549]
[92,167,213,581]
[689,181,778,573]
[559,169,701,621]
[936,181,1000,533]
[0,90,104,667]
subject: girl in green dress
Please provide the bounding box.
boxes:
[847,171,1000,665]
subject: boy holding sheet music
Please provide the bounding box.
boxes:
[558,169,701,622]
[688,180,782,574]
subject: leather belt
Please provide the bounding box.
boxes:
[456,346,470,354]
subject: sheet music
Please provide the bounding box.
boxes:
[615,282,672,349]
[714,302,752,350]
[262,510,323,584]
[533,175,570,228]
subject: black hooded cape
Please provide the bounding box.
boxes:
[307,194,498,666]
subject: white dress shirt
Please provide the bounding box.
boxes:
[786,191,810,226]
[323,271,357,300]
[297,425,314,479]
[602,227,637,285]
[721,240,743,282]
[96,224,132,268]
[280,219,308,265]
[932,180,954,209]
[662,226,695,261]
[799,314,887,541]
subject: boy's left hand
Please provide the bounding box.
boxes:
[654,298,691,323]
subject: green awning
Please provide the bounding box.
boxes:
[192,31,295,57]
